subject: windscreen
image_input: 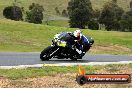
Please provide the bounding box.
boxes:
[58,32,71,41]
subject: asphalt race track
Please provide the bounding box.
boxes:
[0,52,132,66]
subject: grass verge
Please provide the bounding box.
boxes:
[0,66,96,80]
[0,63,132,80]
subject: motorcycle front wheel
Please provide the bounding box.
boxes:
[40,46,56,61]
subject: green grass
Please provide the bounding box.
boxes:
[43,20,69,27]
[105,64,124,72]
[0,19,132,54]
[0,19,72,52]
[84,30,132,48]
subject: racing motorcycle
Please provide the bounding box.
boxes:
[40,32,94,61]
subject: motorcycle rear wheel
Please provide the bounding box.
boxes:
[70,54,83,61]
[70,54,78,61]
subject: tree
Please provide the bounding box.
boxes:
[93,9,100,20]
[26,3,44,24]
[88,20,99,30]
[130,1,132,8]
[112,0,117,3]
[99,1,124,31]
[3,6,23,21]
[120,9,132,32]
[67,0,93,29]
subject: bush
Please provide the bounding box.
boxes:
[120,9,132,32]
[62,9,68,17]
[3,6,23,21]
[55,7,60,15]
[26,3,44,24]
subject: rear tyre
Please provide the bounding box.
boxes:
[69,50,80,61]
[40,46,54,61]
[70,55,78,61]
[71,58,77,61]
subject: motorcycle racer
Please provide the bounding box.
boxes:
[40,29,94,61]
[67,29,94,55]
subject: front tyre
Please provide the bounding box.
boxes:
[40,46,54,61]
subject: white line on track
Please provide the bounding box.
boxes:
[0,61,132,69]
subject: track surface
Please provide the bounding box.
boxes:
[0,52,132,66]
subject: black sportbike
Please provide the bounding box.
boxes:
[40,32,94,61]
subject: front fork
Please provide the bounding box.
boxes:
[49,45,59,57]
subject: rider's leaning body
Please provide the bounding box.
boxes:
[66,30,90,55]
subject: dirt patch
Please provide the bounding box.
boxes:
[0,77,18,88]
[0,77,31,88]
[27,73,118,88]
[90,45,132,55]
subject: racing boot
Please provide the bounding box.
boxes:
[81,52,85,56]
[76,48,82,54]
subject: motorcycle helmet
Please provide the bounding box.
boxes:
[73,29,82,41]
